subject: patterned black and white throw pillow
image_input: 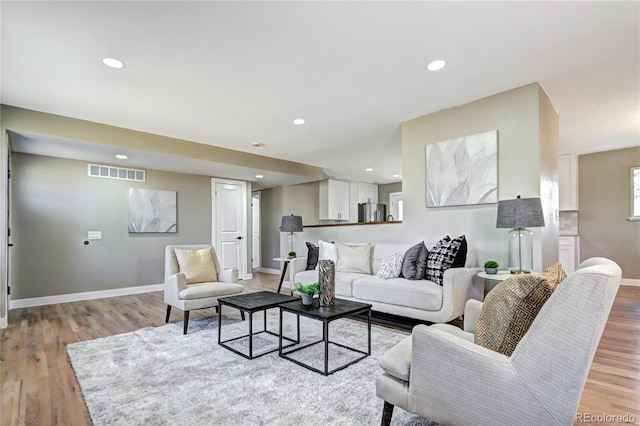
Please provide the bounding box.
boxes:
[425,235,466,285]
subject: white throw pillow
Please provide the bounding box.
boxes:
[335,242,372,274]
[318,240,337,268]
[376,252,404,279]
[174,247,218,284]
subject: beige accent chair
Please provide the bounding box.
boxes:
[165,244,244,334]
[376,257,622,426]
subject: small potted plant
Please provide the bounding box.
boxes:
[293,282,320,306]
[484,260,499,274]
[287,250,297,259]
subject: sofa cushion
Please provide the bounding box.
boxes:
[380,335,412,382]
[401,242,428,280]
[336,242,372,274]
[293,269,366,297]
[474,274,553,356]
[425,235,465,285]
[352,276,443,311]
[376,252,404,279]
[174,247,218,284]
[305,242,319,270]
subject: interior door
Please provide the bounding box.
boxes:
[212,179,246,279]
[389,192,403,221]
[251,191,261,270]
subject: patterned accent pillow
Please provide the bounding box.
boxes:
[305,242,319,270]
[425,235,465,285]
[474,274,553,356]
[376,252,404,279]
[540,262,567,291]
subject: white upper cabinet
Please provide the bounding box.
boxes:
[357,182,378,204]
[559,154,578,211]
[319,179,350,221]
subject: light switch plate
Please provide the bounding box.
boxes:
[88,231,102,240]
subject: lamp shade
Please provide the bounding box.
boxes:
[280,215,303,233]
[496,195,545,229]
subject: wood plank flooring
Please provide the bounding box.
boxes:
[1,273,638,426]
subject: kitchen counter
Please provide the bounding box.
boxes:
[304,221,402,228]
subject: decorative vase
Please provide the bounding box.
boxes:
[300,293,314,306]
[485,267,498,274]
[318,259,335,307]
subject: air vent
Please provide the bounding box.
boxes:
[88,164,145,182]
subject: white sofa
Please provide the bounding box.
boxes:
[290,242,483,323]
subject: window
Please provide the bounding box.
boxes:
[632,167,640,221]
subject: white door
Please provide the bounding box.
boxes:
[389,192,403,221]
[212,179,247,279]
[251,192,261,270]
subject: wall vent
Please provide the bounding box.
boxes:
[88,164,145,182]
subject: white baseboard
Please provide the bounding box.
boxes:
[258,267,280,275]
[0,316,7,328]
[9,283,164,309]
[622,278,640,287]
[244,273,254,280]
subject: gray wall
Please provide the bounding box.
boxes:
[579,147,640,279]
[11,153,212,299]
[378,182,402,214]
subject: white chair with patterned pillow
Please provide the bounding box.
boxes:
[165,244,245,334]
[376,257,622,425]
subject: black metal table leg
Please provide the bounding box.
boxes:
[368,308,372,355]
[217,302,222,344]
[323,320,329,376]
[248,312,253,358]
[279,308,283,356]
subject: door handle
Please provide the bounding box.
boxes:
[236,236,243,240]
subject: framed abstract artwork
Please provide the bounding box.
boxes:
[426,130,498,207]
[128,188,177,233]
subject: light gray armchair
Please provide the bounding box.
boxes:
[376,257,622,426]
[165,244,244,334]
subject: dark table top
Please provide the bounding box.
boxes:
[218,291,298,311]
[278,298,372,320]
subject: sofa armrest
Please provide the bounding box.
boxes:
[436,267,483,323]
[463,299,484,333]
[289,257,308,275]
[165,272,187,304]
[218,268,238,283]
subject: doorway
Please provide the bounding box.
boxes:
[251,191,261,270]
[211,178,247,280]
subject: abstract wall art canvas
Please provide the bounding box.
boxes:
[426,130,498,207]
[128,188,177,233]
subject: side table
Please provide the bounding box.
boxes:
[273,257,293,294]
[477,271,513,295]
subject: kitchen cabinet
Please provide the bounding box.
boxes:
[559,154,578,211]
[559,236,580,274]
[319,179,350,221]
[358,182,378,204]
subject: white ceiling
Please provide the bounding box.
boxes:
[1,1,638,187]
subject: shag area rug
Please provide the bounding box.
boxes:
[67,310,437,426]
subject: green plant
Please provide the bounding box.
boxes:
[484,260,499,268]
[288,250,297,257]
[293,282,320,294]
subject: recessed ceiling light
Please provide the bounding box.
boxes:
[392,174,401,178]
[255,174,264,179]
[293,118,305,125]
[251,142,261,148]
[427,60,446,71]
[365,168,373,172]
[115,154,128,160]
[102,57,125,69]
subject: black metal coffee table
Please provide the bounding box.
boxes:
[278,298,372,376]
[218,291,299,359]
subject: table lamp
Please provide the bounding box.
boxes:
[496,195,545,274]
[280,214,303,255]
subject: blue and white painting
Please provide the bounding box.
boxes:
[426,130,498,207]
[128,188,177,233]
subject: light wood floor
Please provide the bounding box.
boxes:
[1,273,638,426]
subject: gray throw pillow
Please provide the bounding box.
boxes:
[401,241,426,280]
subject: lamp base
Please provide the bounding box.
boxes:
[510,269,532,275]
